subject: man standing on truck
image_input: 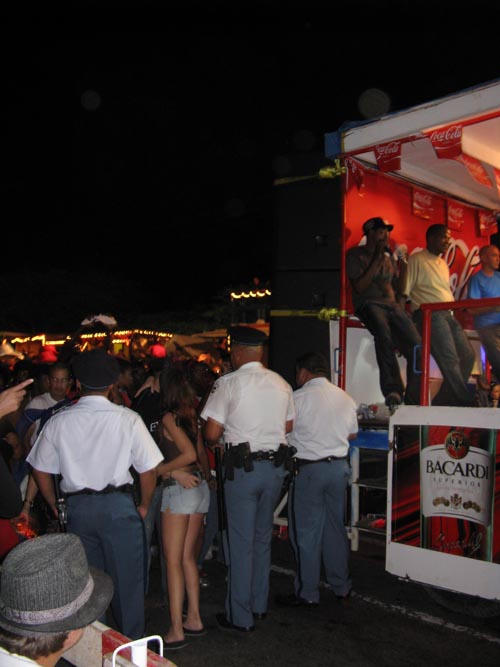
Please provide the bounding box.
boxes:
[467,243,500,384]
[346,216,422,408]
[400,223,476,407]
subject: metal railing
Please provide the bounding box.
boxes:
[419,296,500,405]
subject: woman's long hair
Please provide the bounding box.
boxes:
[159,364,198,443]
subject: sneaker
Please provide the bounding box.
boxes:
[385,392,402,409]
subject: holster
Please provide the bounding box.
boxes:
[274,443,297,471]
[53,474,67,533]
[223,448,235,481]
[56,497,68,533]
[223,442,254,480]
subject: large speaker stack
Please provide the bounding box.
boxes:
[269,151,342,385]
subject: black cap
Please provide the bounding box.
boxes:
[362,217,394,234]
[228,326,268,347]
[71,349,120,390]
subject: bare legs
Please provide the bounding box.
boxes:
[162,510,205,642]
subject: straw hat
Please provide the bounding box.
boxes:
[0,342,24,360]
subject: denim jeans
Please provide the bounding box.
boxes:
[477,324,500,382]
[356,302,422,403]
[413,310,475,406]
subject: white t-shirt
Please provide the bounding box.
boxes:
[24,392,58,412]
[201,361,295,452]
[287,377,358,460]
[22,393,59,447]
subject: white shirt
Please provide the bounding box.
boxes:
[27,395,163,493]
[287,377,358,460]
[200,361,295,452]
[0,647,38,665]
[24,392,58,412]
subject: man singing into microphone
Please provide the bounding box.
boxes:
[346,217,422,408]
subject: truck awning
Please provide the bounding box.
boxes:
[325,78,500,213]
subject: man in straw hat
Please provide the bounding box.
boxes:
[0,533,113,666]
[0,343,24,371]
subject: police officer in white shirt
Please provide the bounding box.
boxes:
[201,326,295,632]
[27,349,164,640]
[276,352,358,607]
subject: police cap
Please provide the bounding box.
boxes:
[71,349,120,390]
[228,326,268,347]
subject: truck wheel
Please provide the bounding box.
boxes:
[424,585,500,618]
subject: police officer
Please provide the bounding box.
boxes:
[27,349,164,640]
[276,352,358,607]
[201,326,295,631]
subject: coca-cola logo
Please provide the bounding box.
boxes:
[377,141,400,155]
[479,211,497,226]
[414,191,433,206]
[448,205,464,221]
[430,125,462,143]
[445,239,480,299]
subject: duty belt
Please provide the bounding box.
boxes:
[225,444,279,460]
[65,484,134,497]
[223,442,296,479]
[250,449,278,461]
[295,455,348,466]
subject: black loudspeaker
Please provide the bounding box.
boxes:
[269,151,343,383]
[273,171,342,272]
[269,316,331,386]
[271,269,340,310]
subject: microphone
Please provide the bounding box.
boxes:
[394,243,408,262]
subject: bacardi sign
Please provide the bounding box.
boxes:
[420,431,493,527]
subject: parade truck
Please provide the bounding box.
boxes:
[323,78,500,612]
[271,78,500,615]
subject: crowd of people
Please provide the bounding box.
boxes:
[0,222,499,663]
[0,323,361,663]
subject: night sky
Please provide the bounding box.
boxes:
[2,27,499,330]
